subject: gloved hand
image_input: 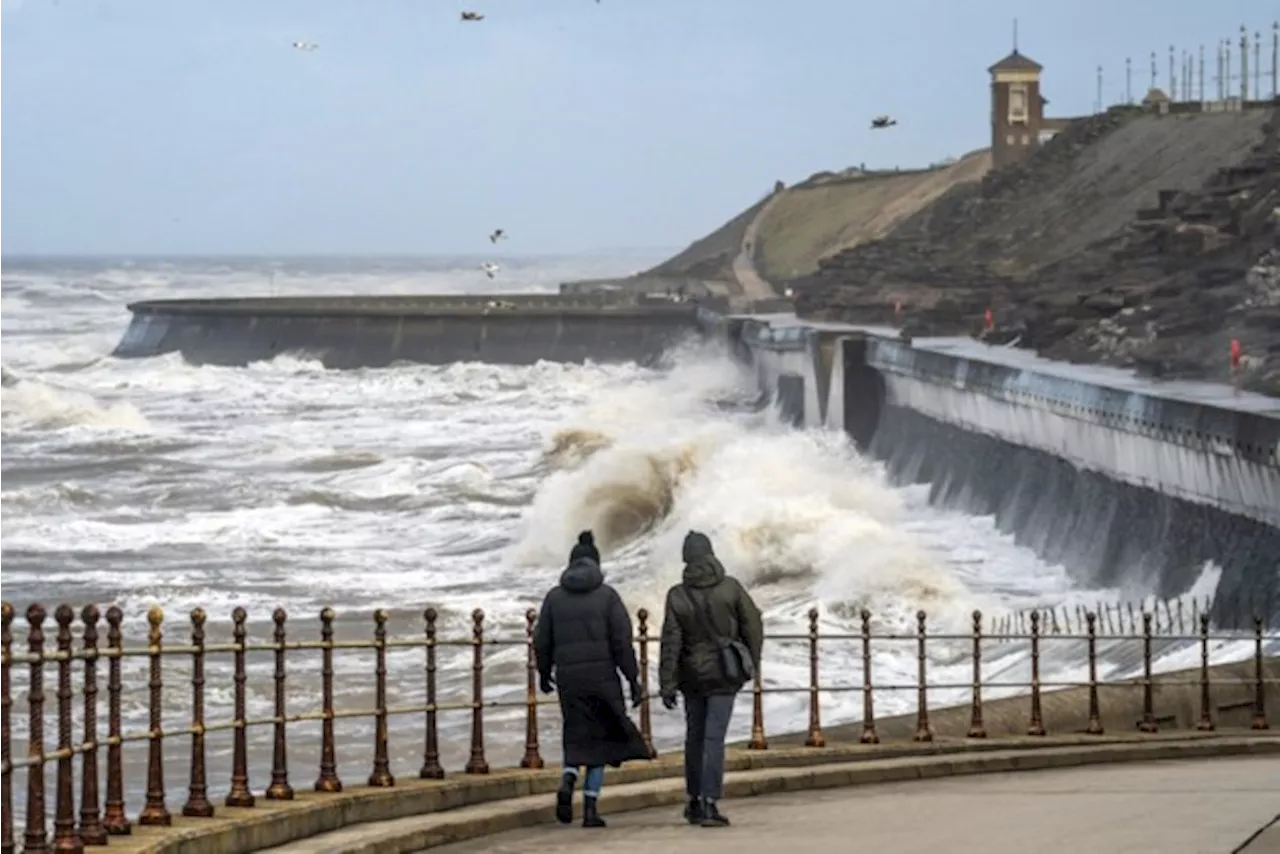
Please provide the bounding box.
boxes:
[629,679,644,708]
[539,674,556,695]
[661,693,678,711]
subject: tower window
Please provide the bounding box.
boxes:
[1008,84,1028,125]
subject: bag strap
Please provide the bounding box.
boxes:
[682,584,725,645]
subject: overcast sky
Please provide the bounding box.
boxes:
[1,0,1268,255]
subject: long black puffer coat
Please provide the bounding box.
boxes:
[533,556,651,768]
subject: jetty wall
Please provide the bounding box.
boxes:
[111,295,706,368]
[721,311,1280,624]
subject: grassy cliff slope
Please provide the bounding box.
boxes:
[754,150,991,283]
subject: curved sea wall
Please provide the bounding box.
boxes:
[111,295,707,368]
[718,311,1280,625]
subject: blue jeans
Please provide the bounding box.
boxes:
[683,692,735,800]
[564,764,605,797]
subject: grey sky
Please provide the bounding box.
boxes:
[1,0,1269,255]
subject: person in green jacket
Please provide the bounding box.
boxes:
[658,530,764,828]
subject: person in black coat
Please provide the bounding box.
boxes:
[534,531,651,828]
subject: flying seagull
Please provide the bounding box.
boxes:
[489,228,506,243]
[461,11,485,21]
[292,41,319,52]
[870,115,897,129]
[480,261,501,279]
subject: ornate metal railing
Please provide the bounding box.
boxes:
[0,600,1272,852]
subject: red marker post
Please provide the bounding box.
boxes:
[984,308,994,332]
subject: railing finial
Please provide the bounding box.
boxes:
[183,608,214,818]
[53,605,83,851]
[24,603,49,854]
[316,607,343,791]
[418,608,443,781]
[139,607,171,827]
[967,610,986,739]
[465,609,490,774]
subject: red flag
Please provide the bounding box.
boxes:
[984,308,994,331]
[1230,338,1241,369]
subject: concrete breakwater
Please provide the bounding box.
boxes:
[110,294,707,368]
[716,310,1280,625]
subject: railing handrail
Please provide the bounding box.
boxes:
[0,600,1272,851]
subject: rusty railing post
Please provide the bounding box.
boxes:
[316,608,342,792]
[1027,611,1045,736]
[465,609,490,774]
[368,609,394,787]
[138,607,170,827]
[2,602,13,854]
[637,609,660,756]
[859,609,878,744]
[1138,612,1158,733]
[78,605,106,847]
[25,604,49,853]
[266,609,294,800]
[418,608,443,781]
[226,607,254,807]
[1252,615,1270,730]
[914,610,932,742]
[967,610,986,739]
[53,605,83,852]
[101,607,129,835]
[183,609,213,818]
[520,608,544,769]
[1085,612,1103,735]
[804,608,824,747]
[1196,613,1214,732]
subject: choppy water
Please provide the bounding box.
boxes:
[0,257,1265,822]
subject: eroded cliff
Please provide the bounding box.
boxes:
[793,106,1280,396]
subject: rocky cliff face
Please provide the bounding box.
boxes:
[793,105,1280,397]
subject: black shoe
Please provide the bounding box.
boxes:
[700,799,730,827]
[555,772,575,825]
[684,797,704,825]
[582,795,607,828]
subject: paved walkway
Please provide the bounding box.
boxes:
[424,756,1280,854]
[731,190,784,301]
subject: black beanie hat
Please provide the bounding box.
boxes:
[569,530,601,563]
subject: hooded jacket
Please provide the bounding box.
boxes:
[659,531,765,697]
[533,556,638,690]
[532,553,649,768]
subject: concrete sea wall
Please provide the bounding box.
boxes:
[724,312,1280,625]
[112,295,705,369]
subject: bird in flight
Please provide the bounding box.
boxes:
[292,41,319,52]
[489,228,506,244]
[870,115,897,129]
[480,262,501,279]
[461,11,485,21]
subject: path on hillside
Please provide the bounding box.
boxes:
[425,756,1280,854]
[731,188,786,300]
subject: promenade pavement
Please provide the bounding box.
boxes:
[423,756,1280,854]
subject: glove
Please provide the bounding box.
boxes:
[629,679,644,708]
[539,674,556,695]
[661,693,678,711]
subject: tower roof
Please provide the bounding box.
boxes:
[988,49,1043,74]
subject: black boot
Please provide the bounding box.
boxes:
[700,799,730,827]
[555,772,575,825]
[582,795,607,828]
[683,797,704,825]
